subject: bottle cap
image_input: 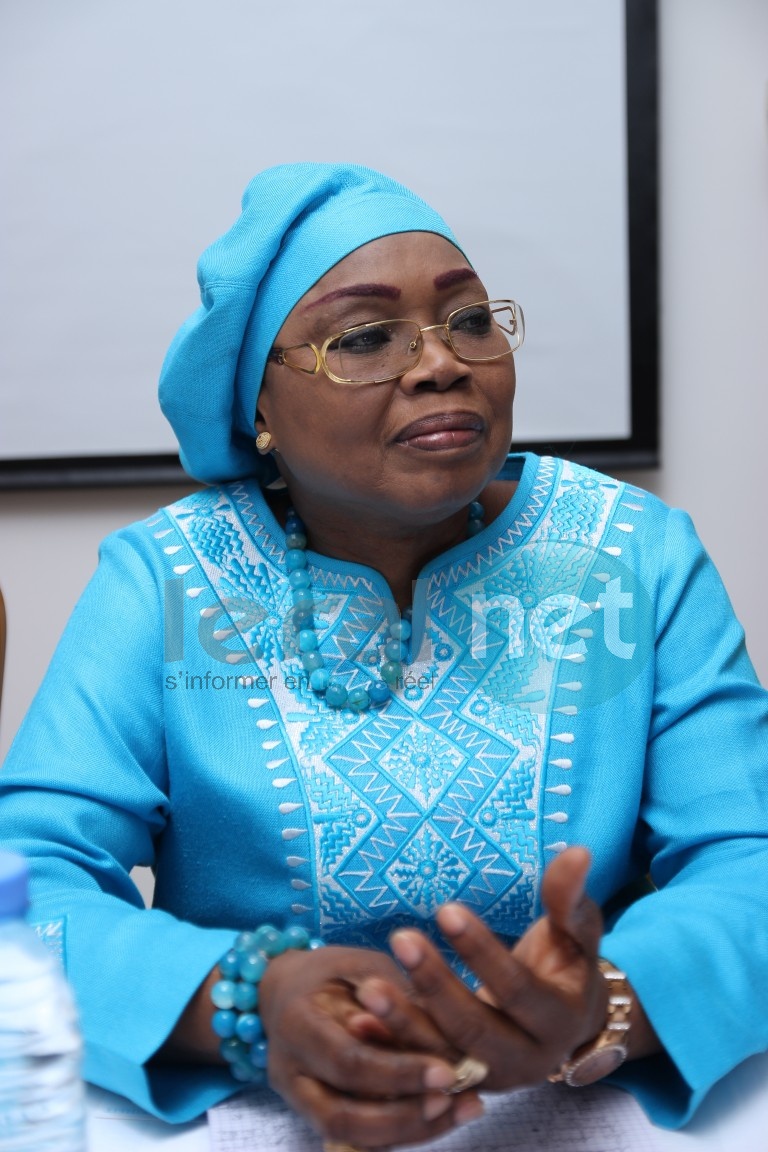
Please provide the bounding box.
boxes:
[0,851,30,919]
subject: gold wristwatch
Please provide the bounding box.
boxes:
[548,959,632,1088]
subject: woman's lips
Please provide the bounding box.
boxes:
[395,413,484,451]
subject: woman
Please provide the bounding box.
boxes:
[1,163,767,1149]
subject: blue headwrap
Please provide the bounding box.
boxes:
[159,163,460,484]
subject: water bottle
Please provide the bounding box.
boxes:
[0,851,86,1150]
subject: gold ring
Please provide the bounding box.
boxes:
[322,1144,366,1152]
[447,1055,490,1095]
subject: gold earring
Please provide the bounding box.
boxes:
[255,431,273,454]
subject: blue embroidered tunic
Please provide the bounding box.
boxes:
[2,454,767,1126]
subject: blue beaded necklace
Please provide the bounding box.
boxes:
[283,502,486,712]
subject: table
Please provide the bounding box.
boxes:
[86,1049,768,1152]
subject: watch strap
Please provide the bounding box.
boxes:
[548,959,632,1087]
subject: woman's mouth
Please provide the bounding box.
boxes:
[395,412,484,451]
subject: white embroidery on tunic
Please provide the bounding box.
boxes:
[161,458,627,959]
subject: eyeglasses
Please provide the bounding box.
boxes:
[268,299,524,386]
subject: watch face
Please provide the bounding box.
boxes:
[565,1043,628,1087]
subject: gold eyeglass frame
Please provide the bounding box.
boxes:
[268,299,525,386]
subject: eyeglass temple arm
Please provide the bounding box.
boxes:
[267,344,322,375]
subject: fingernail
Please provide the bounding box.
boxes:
[423,1093,453,1122]
[390,931,422,969]
[437,903,468,936]
[454,1096,485,1126]
[423,1062,458,1091]
[356,984,390,1016]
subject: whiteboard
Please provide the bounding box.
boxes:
[0,0,657,486]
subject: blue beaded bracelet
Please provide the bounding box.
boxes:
[211,925,324,1083]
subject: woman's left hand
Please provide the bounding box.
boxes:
[355,847,608,1090]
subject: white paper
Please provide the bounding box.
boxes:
[87,1086,210,1152]
[208,1082,663,1152]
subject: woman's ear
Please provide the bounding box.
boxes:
[254,400,272,441]
[255,401,283,467]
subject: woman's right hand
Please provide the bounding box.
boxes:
[258,944,484,1149]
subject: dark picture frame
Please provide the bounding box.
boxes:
[0,0,658,490]
[514,0,658,473]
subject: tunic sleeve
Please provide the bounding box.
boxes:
[0,527,240,1121]
[600,507,768,1127]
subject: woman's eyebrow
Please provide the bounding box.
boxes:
[433,268,480,290]
[302,283,401,310]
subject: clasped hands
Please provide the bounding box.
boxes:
[259,847,608,1150]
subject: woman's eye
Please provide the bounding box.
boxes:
[336,325,392,355]
[451,306,493,335]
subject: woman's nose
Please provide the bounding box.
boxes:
[398,326,467,393]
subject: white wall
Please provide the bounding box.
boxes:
[1,0,767,768]
[624,0,768,683]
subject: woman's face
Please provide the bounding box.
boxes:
[257,231,516,528]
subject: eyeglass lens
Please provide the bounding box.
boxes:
[326,302,520,384]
